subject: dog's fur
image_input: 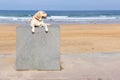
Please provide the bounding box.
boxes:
[30,11,50,34]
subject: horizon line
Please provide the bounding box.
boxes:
[0,9,120,11]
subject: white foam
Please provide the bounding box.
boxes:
[0,16,31,21]
[47,16,120,21]
[0,16,120,22]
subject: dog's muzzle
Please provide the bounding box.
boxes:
[42,16,47,19]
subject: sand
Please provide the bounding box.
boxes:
[0,24,120,54]
[1,24,120,79]
[61,24,120,54]
[0,24,16,54]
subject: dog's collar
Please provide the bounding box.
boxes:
[34,17,41,21]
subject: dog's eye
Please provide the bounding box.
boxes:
[42,12,45,14]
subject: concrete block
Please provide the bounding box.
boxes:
[16,25,60,71]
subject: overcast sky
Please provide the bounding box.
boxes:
[0,0,120,10]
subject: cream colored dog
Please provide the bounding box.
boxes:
[30,11,50,34]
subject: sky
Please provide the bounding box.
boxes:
[0,0,120,10]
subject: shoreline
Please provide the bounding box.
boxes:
[1,20,120,25]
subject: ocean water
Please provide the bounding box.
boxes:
[0,10,120,24]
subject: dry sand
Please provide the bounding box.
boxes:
[0,24,120,54]
[0,24,16,54]
[61,24,120,54]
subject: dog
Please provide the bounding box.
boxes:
[30,11,50,34]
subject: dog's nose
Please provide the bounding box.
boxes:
[47,14,50,17]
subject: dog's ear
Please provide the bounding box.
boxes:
[34,11,42,20]
[38,11,42,18]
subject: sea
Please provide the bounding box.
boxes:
[0,10,120,24]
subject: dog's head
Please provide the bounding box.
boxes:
[38,11,48,19]
[34,11,48,20]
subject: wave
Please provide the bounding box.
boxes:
[0,16,31,21]
[0,16,120,22]
[47,16,120,21]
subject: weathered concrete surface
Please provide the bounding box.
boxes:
[0,53,120,80]
[16,25,60,70]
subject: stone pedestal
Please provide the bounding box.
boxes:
[16,25,60,71]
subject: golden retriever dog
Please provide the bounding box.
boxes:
[30,11,50,34]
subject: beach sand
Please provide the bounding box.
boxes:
[0,24,120,54]
[1,24,120,79]
[0,24,16,54]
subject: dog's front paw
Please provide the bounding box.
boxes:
[45,31,48,33]
[32,32,35,34]
[47,24,51,26]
